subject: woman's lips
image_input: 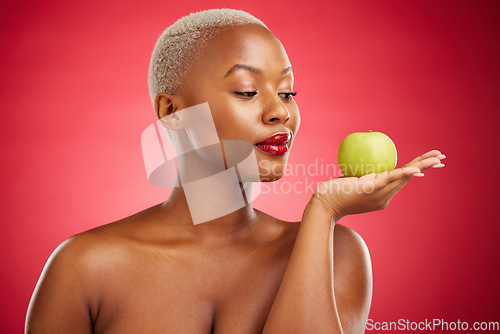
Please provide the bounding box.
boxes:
[255,133,290,156]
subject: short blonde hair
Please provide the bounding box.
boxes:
[148,8,268,105]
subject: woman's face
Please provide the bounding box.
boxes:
[177,24,300,181]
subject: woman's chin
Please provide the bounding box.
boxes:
[257,159,288,182]
[260,174,284,182]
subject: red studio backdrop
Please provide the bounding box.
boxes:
[1,0,499,333]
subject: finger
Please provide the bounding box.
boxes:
[408,156,444,172]
[383,156,444,188]
[384,166,426,193]
[374,166,419,188]
[387,166,420,182]
[385,173,412,193]
[404,150,445,167]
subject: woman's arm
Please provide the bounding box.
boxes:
[262,150,445,334]
[262,196,351,333]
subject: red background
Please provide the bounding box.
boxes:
[1,0,499,332]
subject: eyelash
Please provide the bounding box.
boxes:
[234,91,297,101]
[235,91,258,98]
[280,91,297,101]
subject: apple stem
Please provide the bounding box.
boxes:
[369,130,372,133]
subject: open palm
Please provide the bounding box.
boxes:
[314,150,446,220]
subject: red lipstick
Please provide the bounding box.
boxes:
[255,133,290,156]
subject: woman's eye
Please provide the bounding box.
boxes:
[235,91,257,98]
[279,91,297,101]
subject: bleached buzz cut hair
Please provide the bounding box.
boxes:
[148,9,268,105]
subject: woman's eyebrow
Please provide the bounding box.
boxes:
[281,66,293,76]
[223,64,260,78]
[223,65,293,78]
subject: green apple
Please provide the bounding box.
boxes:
[338,131,397,177]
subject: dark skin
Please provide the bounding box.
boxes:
[26,24,445,333]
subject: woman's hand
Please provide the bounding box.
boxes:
[314,150,446,221]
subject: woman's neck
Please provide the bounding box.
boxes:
[160,181,259,244]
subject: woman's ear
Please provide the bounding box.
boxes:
[154,92,177,119]
[155,92,183,130]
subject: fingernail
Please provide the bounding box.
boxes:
[413,172,425,177]
[436,154,446,160]
[432,163,445,168]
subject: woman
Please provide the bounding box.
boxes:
[25,9,445,334]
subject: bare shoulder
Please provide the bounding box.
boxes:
[49,207,151,264]
[333,224,372,333]
[36,215,139,287]
[50,204,166,277]
[48,220,132,273]
[26,205,162,333]
[253,209,301,243]
[333,224,372,287]
[334,224,371,263]
[25,231,109,333]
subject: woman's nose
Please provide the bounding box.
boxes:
[261,96,290,125]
